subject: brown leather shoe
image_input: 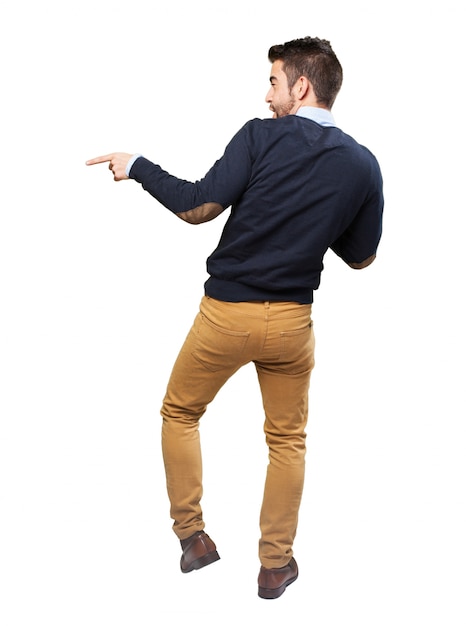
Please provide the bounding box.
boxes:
[258,557,298,599]
[180,531,220,573]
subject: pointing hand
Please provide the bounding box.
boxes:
[86,152,134,181]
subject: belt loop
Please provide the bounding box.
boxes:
[264,301,270,321]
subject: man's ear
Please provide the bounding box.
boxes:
[294,76,311,101]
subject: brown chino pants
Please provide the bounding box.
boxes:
[161,295,315,568]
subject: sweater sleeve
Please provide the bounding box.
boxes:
[128,123,254,224]
[330,160,384,265]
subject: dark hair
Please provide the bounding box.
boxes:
[268,36,343,109]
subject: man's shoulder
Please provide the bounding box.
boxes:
[238,117,380,168]
[239,116,311,139]
[232,117,289,148]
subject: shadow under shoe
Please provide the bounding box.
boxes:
[258,557,299,599]
[180,531,220,573]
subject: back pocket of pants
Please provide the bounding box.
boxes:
[279,323,315,373]
[191,313,250,372]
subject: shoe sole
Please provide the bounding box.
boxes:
[181,550,220,573]
[258,573,298,599]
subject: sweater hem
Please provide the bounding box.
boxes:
[204,277,313,304]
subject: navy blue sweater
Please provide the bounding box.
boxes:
[130,115,383,303]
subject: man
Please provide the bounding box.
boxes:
[86,36,383,599]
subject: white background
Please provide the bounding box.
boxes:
[1,1,465,624]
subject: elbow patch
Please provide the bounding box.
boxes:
[348,254,376,269]
[176,202,224,225]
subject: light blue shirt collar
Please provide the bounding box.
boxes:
[295,106,336,127]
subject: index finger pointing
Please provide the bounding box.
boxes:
[85,154,115,166]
